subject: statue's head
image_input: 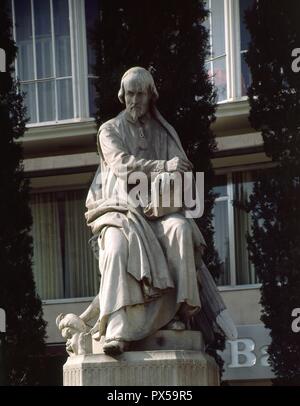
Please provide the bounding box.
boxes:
[118,67,159,122]
[56,313,87,338]
[56,313,88,355]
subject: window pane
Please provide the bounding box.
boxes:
[85,0,100,75]
[239,0,254,96]
[31,190,98,299]
[14,0,74,123]
[211,0,225,57]
[21,82,37,123]
[34,0,53,79]
[233,171,258,285]
[53,0,71,77]
[57,78,74,120]
[15,0,34,81]
[38,80,55,122]
[213,200,231,285]
[213,56,227,101]
[239,0,252,51]
[31,193,64,300]
[214,175,228,197]
[241,52,251,96]
[203,1,212,59]
[205,61,213,82]
[64,190,98,298]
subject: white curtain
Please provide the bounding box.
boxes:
[211,0,227,101]
[213,199,231,285]
[64,190,99,298]
[31,193,64,300]
[31,190,99,300]
[233,171,257,284]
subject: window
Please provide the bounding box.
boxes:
[239,0,253,96]
[12,0,74,123]
[31,189,99,300]
[11,0,97,124]
[85,0,99,117]
[204,0,254,102]
[205,0,227,102]
[213,176,231,285]
[213,171,258,286]
[233,171,257,284]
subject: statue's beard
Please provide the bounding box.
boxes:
[130,108,139,122]
[128,105,147,122]
[127,106,140,122]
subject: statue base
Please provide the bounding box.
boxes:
[63,330,220,386]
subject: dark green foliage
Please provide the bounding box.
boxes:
[90,0,224,370]
[245,0,300,385]
[0,0,47,385]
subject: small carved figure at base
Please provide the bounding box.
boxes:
[56,313,91,356]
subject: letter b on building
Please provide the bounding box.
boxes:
[227,339,257,368]
[0,48,6,73]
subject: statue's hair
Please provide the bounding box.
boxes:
[56,313,87,333]
[118,67,159,104]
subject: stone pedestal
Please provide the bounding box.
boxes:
[63,331,220,386]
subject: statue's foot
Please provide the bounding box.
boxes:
[164,319,185,331]
[103,340,126,355]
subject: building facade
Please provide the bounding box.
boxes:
[10,0,273,385]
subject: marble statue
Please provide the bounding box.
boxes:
[57,67,237,357]
[56,313,91,356]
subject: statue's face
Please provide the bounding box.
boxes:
[123,75,151,122]
[61,327,79,355]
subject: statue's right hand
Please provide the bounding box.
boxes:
[166,156,193,172]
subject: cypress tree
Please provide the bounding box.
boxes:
[245,0,300,385]
[0,0,47,385]
[90,0,223,368]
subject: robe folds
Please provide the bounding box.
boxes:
[85,108,209,342]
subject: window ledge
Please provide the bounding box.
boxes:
[218,283,261,292]
[212,99,251,136]
[23,118,97,142]
[216,98,249,119]
[42,296,94,305]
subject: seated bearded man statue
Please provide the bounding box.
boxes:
[82,67,237,355]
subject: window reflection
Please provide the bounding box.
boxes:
[204,0,227,102]
[213,171,259,286]
[239,0,254,96]
[13,0,73,123]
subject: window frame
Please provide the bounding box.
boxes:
[213,172,237,286]
[11,0,91,126]
[206,0,252,104]
[213,165,268,289]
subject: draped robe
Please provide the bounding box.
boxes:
[85,108,209,342]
